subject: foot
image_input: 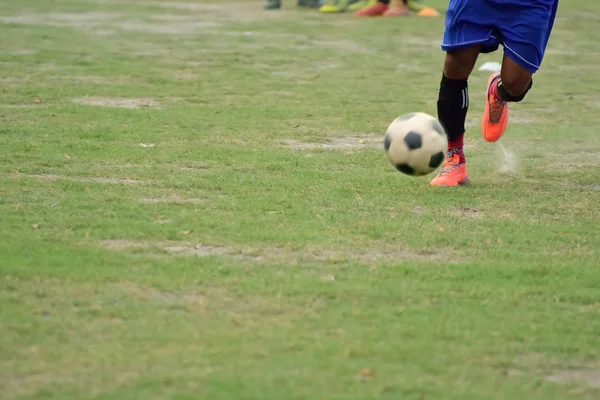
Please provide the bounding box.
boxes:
[482,72,509,142]
[264,0,281,9]
[429,150,470,187]
[355,1,388,15]
[383,4,410,15]
[319,0,349,13]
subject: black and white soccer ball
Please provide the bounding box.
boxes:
[384,112,448,176]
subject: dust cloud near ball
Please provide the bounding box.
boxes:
[383,112,448,177]
[497,143,518,174]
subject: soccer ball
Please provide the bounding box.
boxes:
[384,112,447,176]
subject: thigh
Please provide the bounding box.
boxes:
[441,0,500,54]
[444,46,482,80]
[498,0,559,73]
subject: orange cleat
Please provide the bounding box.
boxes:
[355,1,388,15]
[482,72,509,142]
[429,150,470,187]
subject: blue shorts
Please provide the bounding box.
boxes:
[441,0,559,73]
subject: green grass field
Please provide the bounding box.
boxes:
[1,0,600,398]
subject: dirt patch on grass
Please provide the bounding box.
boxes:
[282,134,382,151]
[172,71,199,80]
[22,174,145,184]
[102,239,144,250]
[0,77,30,85]
[139,196,204,204]
[1,49,37,55]
[0,11,222,36]
[562,183,600,192]
[558,64,600,72]
[397,63,423,72]
[510,115,539,125]
[148,1,290,22]
[100,239,449,264]
[450,207,484,219]
[545,370,600,388]
[317,39,371,54]
[179,164,209,171]
[401,36,440,48]
[72,97,160,109]
[549,151,600,171]
[1,104,49,109]
[0,12,118,28]
[115,282,206,305]
[149,1,230,12]
[118,21,220,35]
[58,75,127,85]
[510,353,600,389]
[164,244,232,257]
[545,48,578,56]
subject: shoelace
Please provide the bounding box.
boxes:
[438,150,460,176]
[489,100,506,123]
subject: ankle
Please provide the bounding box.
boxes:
[449,147,466,164]
[490,77,503,102]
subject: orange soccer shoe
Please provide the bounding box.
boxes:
[355,1,388,15]
[429,150,470,187]
[482,72,509,142]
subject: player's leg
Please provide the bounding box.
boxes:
[498,54,534,100]
[429,0,498,186]
[481,0,558,142]
[429,46,480,187]
[481,55,533,142]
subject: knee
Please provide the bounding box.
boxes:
[444,51,474,80]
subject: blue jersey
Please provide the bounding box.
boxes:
[441,0,559,73]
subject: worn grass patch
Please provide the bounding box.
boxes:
[1,0,600,399]
[100,239,450,264]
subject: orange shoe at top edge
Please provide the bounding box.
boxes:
[355,1,388,15]
[429,150,470,187]
[482,72,509,142]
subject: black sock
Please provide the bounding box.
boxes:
[379,0,390,4]
[437,74,468,142]
[497,79,533,103]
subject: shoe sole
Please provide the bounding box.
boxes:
[430,176,470,187]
